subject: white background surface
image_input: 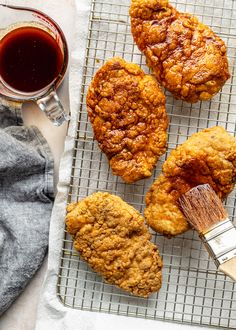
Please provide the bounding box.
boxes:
[0,1,209,329]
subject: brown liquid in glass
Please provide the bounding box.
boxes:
[0,26,63,93]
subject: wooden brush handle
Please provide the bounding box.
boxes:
[218,257,236,282]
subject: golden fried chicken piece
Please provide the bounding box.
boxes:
[145,126,236,237]
[86,57,168,183]
[130,0,230,103]
[66,192,163,297]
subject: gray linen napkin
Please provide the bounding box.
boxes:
[0,104,54,315]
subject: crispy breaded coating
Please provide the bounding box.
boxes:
[145,126,236,237]
[86,57,168,183]
[130,0,230,103]
[66,192,163,297]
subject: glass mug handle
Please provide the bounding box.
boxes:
[36,90,70,126]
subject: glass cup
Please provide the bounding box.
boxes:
[0,3,70,126]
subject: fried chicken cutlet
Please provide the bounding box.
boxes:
[66,192,163,297]
[86,57,168,183]
[130,0,230,103]
[145,126,236,237]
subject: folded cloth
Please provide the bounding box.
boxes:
[0,104,54,316]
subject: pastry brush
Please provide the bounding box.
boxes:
[178,184,236,282]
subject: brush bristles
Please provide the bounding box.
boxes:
[178,184,228,233]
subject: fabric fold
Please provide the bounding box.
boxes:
[0,105,54,316]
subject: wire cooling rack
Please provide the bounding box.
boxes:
[57,0,236,328]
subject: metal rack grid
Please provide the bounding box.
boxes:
[57,0,236,328]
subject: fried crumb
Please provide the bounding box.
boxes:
[145,126,236,237]
[86,57,168,183]
[66,192,163,297]
[130,0,230,103]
